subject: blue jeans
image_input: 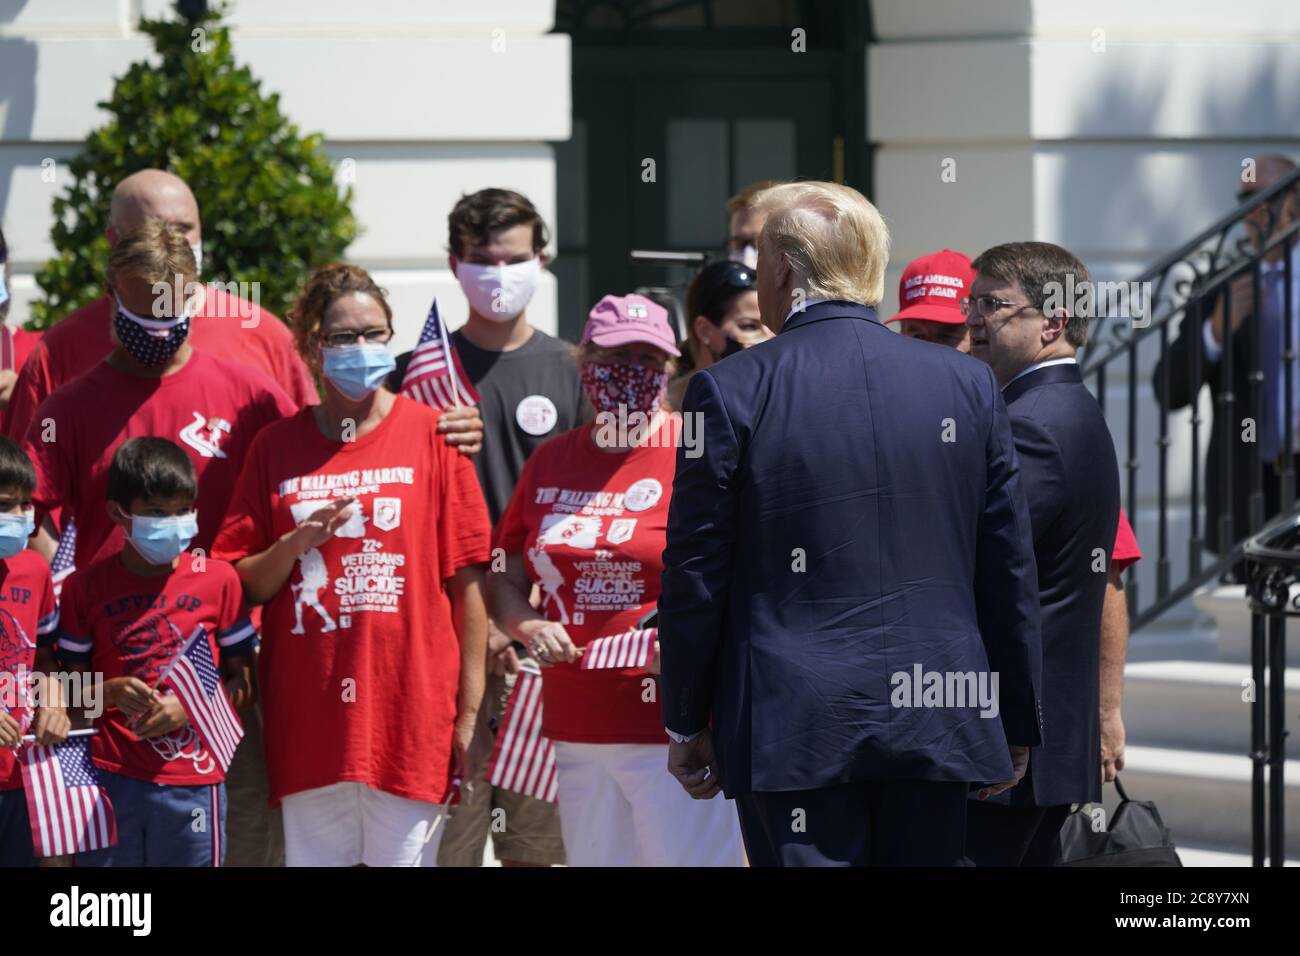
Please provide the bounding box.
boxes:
[0,788,36,867]
[76,770,227,867]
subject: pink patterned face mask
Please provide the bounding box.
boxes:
[580,361,669,417]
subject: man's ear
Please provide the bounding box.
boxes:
[448,256,459,278]
[773,249,793,293]
[1043,307,1069,345]
[105,501,127,528]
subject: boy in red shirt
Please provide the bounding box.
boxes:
[0,436,67,866]
[59,437,255,867]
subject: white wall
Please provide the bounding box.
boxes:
[0,0,570,353]
[869,0,1300,635]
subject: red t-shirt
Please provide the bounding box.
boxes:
[1114,509,1142,574]
[22,349,296,570]
[54,554,254,785]
[211,396,492,806]
[495,418,679,745]
[0,551,59,791]
[2,289,316,440]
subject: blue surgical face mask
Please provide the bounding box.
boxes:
[128,513,198,565]
[321,343,396,401]
[0,510,35,560]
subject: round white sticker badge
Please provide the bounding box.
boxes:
[623,478,663,513]
[516,394,558,436]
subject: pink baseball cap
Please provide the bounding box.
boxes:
[582,293,681,357]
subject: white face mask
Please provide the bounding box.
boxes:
[731,244,758,270]
[190,241,203,275]
[456,258,540,322]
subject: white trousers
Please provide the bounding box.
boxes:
[553,742,747,867]
[281,781,448,867]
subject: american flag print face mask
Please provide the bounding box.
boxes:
[114,298,191,367]
[580,361,669,417]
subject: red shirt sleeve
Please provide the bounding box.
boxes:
[3,339,56,440]
[213,563,257,657]
[212,431,274,563]
[251,305,317,410]
[1113,509,1142,573]
[35,562,58,647]
[436,430,492,578]
[54,570,91,666]
[493,450,537,555]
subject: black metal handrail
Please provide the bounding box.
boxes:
[1078,164,1300,631]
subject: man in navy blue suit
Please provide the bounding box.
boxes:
[657,181,1044,867]
[964,241,1121,866]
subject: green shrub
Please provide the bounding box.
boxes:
[31,0,357,327]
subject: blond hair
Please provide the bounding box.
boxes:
[753,181,890,306]
[106,220,200,317]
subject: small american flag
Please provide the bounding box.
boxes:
[50,519,76,599]
[580,627,658,670]
[22,733,116,856]
[400,299,480,409]
[486,664,557,803]
[158,627,243,773]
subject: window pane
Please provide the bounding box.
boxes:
[667,118,728,249]
[733,119,796,192]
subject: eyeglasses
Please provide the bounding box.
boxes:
[320,328,393,349]
[960,295,1029,319]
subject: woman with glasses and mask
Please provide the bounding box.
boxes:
[214,264,492,867]
[491,293,747,866]
[667,259,772,411]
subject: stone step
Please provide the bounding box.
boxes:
[1123,659,1300,757]
[1175,844,1299,866]
[1117,745,1300,854]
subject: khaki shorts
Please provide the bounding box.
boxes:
[436,669,565,866]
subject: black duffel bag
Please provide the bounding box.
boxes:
[1057,775,1183,866]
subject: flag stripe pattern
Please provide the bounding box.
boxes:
[486,667,557,803]
[50,520,76,599]
[21,736,116,856]
[400,299,480,409]
[580,627,657,670]
[163,627,243,773]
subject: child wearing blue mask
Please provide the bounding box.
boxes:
[57,437,256,867]
[0,435,65,866]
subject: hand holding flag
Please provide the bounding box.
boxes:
[153,626,244,773]
[21,730,117,856]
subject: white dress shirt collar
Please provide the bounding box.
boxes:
[1003,356,1078,391]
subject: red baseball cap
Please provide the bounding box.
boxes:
[887,249,974,325]
[582,293,681,357]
